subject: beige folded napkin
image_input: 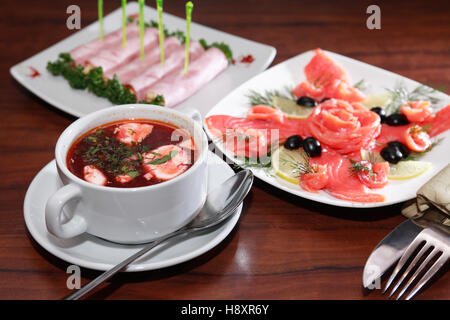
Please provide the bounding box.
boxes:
[402,164,450,235]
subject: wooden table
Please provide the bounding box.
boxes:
[1,0,448,300]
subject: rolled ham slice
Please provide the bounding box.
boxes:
[130,40,205,101]
[108,36,181,83]
[70,23,140,65]
[144,47,228,107]
[87,28,159,74]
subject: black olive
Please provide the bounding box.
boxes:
[385,113,409,126]
[284,135,303,150]
[371,107,387,123]
[387,141,410,159]
[303,137,322,157]
[380,146,404,164]
[296,96,317,107]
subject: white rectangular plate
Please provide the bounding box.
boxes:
[204,49,450,208]
[10,2,276,118]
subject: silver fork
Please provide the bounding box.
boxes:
[383,227,449,300]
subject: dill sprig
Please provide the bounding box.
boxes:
[348,159,376,180]
[353,79,370,91]
[146,150,178,165]
[385,83,441,115]
[233,156,273,176]
[246,86,295,107]
[409,123,433,135]
[279,149,313,177]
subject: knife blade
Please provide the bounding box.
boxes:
[363,219,422,289]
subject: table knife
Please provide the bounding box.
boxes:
[363,219,422,289]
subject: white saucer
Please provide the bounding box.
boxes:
[23,151,242,272]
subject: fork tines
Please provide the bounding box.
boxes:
[383,227,449,300]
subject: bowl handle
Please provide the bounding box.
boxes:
[45,183,87,239]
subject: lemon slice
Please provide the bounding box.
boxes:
[362,92,392,109]
[360,149,384,163]
[272,96,313,119]
[388,161,431,180]
[271,146,308,184]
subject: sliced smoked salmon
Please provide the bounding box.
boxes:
[205,48,450,204]
[206,113,307,158]
[247,105,285,124]
[299,164,329,193]
[293,49,365,103]
[400,101,433,123]
[311,150,385,203]
[307,99,381,154]
[428,104,450,137]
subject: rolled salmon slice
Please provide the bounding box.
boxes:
[142,145,190,181]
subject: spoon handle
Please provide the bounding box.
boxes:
[63,230,184,300]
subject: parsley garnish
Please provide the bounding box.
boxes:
[147,150,178,165]
[199,39,234,63]
[47,53,139,105]
[81,130,143,177]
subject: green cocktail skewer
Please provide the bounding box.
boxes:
[122,0,127,47]
[184,1,193,75]
[138,0,145,60]
[98,0,103,41]
[156,0,165,65]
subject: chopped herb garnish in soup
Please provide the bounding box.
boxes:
[67,120,195,188]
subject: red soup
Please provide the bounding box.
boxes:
[67,119,196,188]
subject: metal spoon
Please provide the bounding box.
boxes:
[63,169,253,300]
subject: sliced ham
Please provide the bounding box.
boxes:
[130,41,205,101]
[83,165,107,186]
[114,122,154,145]
[70,23,140,65]
[87,28,159,74]
[107,36,181,82]
[145,47,228,107]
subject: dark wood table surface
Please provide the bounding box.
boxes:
[0,0,449,300]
